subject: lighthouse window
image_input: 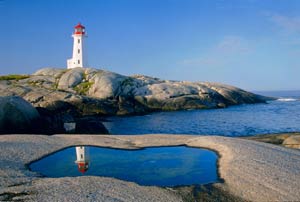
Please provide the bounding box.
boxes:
[81,154,83,159]
[78,39,80,44]
[78,60,80,64]
[78,49,80,54]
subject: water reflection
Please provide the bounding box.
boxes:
[75,146,90,174]
[30,146,219,186]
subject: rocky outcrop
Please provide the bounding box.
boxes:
[0,95,109,135]
[0,67,270,117]
[75,116,109,134]
[33,68,66,78]
[283,135,300,149]
[88,70,128,99]
[0,96,40,133]
[58,68,84,90]
[243,133,300,150]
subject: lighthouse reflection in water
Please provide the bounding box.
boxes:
[75,146,90,174]
[30,146,218,187]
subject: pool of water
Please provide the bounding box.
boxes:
[29,146,219,187]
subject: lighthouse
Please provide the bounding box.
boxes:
[67,23,87,69]
[75,146,90,174]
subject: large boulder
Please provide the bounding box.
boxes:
[58,68,84,90]
[0,96,40,133]
[88,71,128,99]
[75,116,109,134]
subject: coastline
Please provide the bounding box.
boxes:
[243,132,300,149]
[1,134,299,201]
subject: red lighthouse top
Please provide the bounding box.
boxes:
[74,23,85,35]
[77,162,89,174]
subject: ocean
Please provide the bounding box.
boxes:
[103,91,300,137]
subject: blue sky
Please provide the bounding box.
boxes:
[1,0,300,91]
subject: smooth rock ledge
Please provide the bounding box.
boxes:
[0,134,299,201]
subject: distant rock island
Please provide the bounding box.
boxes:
[0,67,270,134]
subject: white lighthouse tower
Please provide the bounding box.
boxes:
[75,146,90,174]
[67,23,87,69]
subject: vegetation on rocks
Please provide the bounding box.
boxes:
[0,74,29,81]
[74,81,94,95]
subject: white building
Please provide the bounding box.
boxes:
[67,23,87,69]
[75,146,90,174]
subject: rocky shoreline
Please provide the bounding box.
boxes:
[243,132,300,149]
[1,68,298,201]
[0,67,272,134]
[1,67,269,115]
[0,134,299,201]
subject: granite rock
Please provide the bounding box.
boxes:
[283,135,300,149]
[0,67,270,116]
[58,67,84,90]
[0,96,40,133]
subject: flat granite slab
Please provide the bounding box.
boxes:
[0,134,299,201]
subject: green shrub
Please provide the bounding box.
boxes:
[74,81,94,95]
[0,74,30,81]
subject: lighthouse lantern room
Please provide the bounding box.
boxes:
[67,23,87,69]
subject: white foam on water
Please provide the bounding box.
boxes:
[277,98,298,102]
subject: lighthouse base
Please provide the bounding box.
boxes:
[67,58,74,69]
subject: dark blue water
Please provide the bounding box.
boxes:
[104,91,300,136]
[29,146,218,187]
